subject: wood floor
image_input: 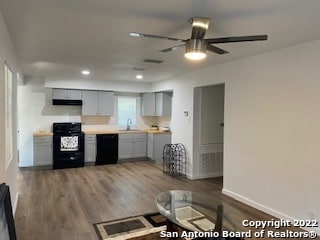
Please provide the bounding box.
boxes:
[14,161,298,240]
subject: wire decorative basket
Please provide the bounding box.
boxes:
[163,143,186,177]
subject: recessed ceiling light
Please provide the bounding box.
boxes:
[136,74,143,79]
[81,70,90,75]
[130,32,140,37]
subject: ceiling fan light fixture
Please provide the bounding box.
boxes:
[184,39,207,60]
[185,51,207,61]
[130,17,267,60]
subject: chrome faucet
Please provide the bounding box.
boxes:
[126,118,132,130]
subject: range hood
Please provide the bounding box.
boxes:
[52,99,82,106]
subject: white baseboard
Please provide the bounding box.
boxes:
[188,172,223,180]
[186,173,192,179]
[222,188,320,236]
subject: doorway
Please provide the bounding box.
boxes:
[193,84,225,179]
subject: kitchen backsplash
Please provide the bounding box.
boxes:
[81,116,170,131]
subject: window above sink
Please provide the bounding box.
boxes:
[118,96,137,130]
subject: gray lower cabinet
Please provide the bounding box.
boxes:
[147,133,171,164]
[33,136,53,166]
[85,134,96,163]
[118,133,147,160]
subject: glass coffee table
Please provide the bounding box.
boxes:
[155,190,248,239]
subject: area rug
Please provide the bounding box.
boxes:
[93,212,168,240]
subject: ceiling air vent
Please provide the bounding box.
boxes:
[143,59,163,64]
[132,67,146,71]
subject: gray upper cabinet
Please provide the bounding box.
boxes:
[141,92,156,116]
[141,92,171,117]
[82,90,114,116]
[52,88,82,100]
[97,91,114,116]
[155,92,171,117]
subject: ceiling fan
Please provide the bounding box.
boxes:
[130,17,268,60]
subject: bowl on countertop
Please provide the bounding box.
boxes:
[160,127,170,132]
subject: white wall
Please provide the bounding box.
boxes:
[0,11,20,212]
[18,77,81,166]
[152,79,195,176]
[221,41,320,233]
[152,40,320,233]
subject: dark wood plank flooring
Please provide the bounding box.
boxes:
[14,161,313,240]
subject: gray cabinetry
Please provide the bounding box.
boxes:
[141,92,156,116]
[33,136,53,166]
[141,92,171,116]
[85,134,96,163]
[118,138,132,159]
[155,92,171,117]
[82,90,114,116]
[147,133,171,164]
[52,88,82,100]
[118,133,147,160]
[132,138,147,158]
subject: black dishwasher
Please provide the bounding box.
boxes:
[96,134,118,165]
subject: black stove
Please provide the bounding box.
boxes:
[52,122,84,169]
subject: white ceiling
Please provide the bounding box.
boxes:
[1,0,320,83]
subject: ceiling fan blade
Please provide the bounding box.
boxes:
[159,44,185,53]
[130,32,186,42]
[206,35,268,44]
[206,44,229,55]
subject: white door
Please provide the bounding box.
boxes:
[193,84,225,177]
